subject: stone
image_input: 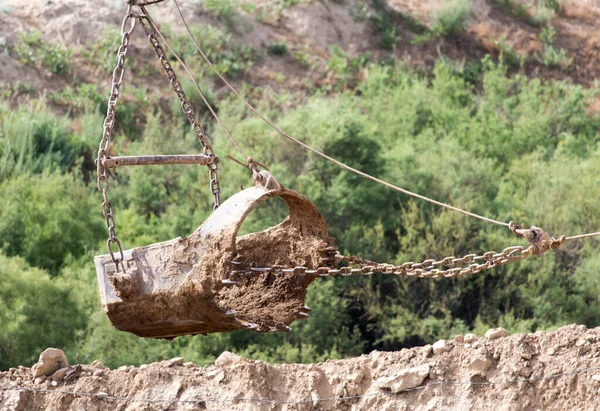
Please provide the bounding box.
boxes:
[51,380,58,387]
[34,377,46,385]
[183,362,195,368]
[521,352,533,360]
[31,348,68,378]
[432,340,449,355]
[90,360,106,370]
[118,366,129,371]
[469,357,492,373]
[168,357,185,367]
[485,328,508,340]
[464,334,477,343]
[51,367,70,381]
[139,364,148,370]
[93,370,105,378]
[215,351,244,367]
[374,365,431,393]
[422,345,433,358]
[453,335,464,343]
[591,375,600,384]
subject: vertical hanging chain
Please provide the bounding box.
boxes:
[97,7,137,271]
[138,16,221,210]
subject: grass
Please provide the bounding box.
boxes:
[432,0,472,38]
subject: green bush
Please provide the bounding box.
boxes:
[0,173,105,274]
[267,42,288,56]
[0,254,85,369]
[14,31,72,75]
[432,0,472,37]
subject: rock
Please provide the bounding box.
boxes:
[97,392,109,397]
[51,367,70,381]
[118,366,129,371]
[90,360,105,370]
[168,357,185,367]
[183,362,195,368]
[485,328,508,340]
[31,348,69,378]
[140,364,148,370]
[215,351,244,367]
[93,370,105,378]
[375,365,431,393]
[464,334,477,343]
[521,352,533,360]
[453,335,464,343]
[469,357,492,373]
[591,375,600,384]
[432,340,449,355]
[576,339,588,347]
[34,377,46,385]
[51,380,58,387]
[422,345,433,358]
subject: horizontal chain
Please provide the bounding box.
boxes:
[225,245,536,284]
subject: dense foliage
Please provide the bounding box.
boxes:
[1,52,599,370]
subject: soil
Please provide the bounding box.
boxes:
[2,324,600,410]
[2,0,600,102]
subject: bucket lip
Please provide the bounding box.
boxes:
[94,236,184,260]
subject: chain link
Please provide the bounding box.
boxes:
[138,16,221,209]
[227,245,536,282]
[97,7,136,271]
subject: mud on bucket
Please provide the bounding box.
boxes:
[94,172,334,338]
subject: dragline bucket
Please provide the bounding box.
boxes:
[94,172,334,338]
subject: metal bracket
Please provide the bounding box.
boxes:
[125,0,165,5]
[100,154,217,169]
[509,222,566,255]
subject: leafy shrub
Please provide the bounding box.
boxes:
[14,31,72,74]
[537,44,572,69]
[529,5,555,27]
[0,254,85,369]
[542,0,561,13]
[369,0,400,50]
[432,0,472,37]
[267,42,288,56]
[80,26,121,73]
[0,100,92,179]
[0,173,105,273]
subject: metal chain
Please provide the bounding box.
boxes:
[227,245,536,282]
[138,16,221,209]
[96,7,136,271]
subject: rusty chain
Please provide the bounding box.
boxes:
[138,15,221,209]
[96,6,136,271]
[228,245,534,281]
[227,224,567,282]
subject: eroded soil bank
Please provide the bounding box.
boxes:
[2,324,600,410]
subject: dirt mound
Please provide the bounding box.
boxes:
[2,324,600,410]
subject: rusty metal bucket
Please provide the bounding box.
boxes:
[94,172,333,338]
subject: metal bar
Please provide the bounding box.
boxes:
[101,155,216,168]
[125,0,165,6]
